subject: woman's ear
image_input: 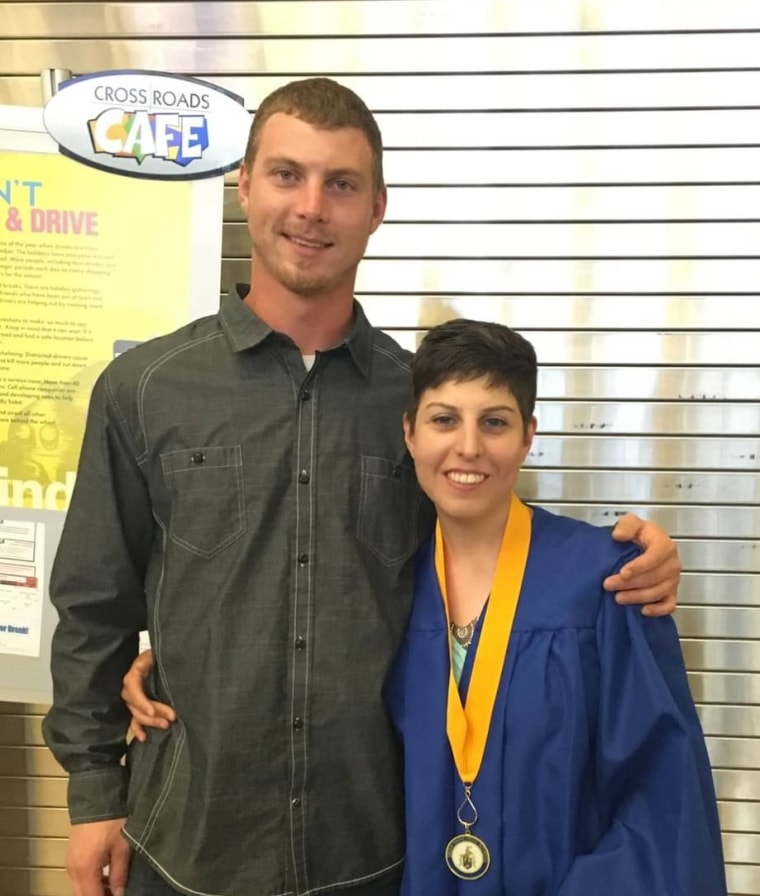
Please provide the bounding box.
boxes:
[521,416,538,460]
[402,413,415,458]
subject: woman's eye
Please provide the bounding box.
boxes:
[432,415,455,426]
[482,417,507,429]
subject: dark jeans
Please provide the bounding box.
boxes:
[126,853,403,895]
[126,854,181,894]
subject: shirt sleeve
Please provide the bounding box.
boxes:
[42,368,152,823]
[555,591,728,896]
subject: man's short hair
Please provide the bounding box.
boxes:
[244,77,384,193]
[407,318,538,428]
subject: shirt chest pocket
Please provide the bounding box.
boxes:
[160,445,246,559]
[357,455,420,566]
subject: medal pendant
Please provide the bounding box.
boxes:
[445,832,491,880]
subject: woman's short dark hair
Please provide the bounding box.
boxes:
[407,318,537,427]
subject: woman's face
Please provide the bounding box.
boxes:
[403,377,536,530]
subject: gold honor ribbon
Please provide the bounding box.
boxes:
[435,493,532,879]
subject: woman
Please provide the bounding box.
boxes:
[385,318,726,894]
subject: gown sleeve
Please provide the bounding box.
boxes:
[555,596,727,896]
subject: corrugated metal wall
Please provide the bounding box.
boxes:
[1,2,758,894]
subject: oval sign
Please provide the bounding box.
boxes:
[43,70,252,180]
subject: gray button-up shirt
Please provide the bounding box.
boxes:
[43,290,433,896]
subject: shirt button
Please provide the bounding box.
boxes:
[191,451,205,464]
[300,389,311,402]
[295,636,306,649]
[298,470,310,484]
[291,797,301,808]
[297,553,309,565]
[293,717,303,730]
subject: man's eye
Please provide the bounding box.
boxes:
[332,179,353,191]
[275,169,296,182]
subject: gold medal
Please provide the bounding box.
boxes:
[435,494,532,879]
[445,832,491,880]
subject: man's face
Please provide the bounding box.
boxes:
[238,113,386,299]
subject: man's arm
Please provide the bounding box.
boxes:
[604,514,681,616]
[120,514,683,738]
[42,370,152,894]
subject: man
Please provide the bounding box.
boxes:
[43,78,681,896]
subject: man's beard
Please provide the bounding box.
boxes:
[267,252,351,298]
[279,266,335,297]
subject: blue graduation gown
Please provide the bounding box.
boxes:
[385,506,726,896]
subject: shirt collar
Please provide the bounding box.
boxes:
[220,284,374,380]
[219,285,274,351]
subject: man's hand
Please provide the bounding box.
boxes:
[67,818,130,896]
[604,514,681,616]
[121,649,176,743]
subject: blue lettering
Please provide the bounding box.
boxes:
[0,180,43,205]
[23,180,42,206]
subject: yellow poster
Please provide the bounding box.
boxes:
[0,151,194,510]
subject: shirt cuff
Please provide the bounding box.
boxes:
[67,766,129,823]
